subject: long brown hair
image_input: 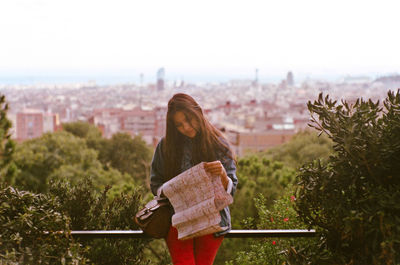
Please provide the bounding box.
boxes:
[162,93,234,180]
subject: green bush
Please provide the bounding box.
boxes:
[0,177,149,264]
[226,186,319,265]
[0,185,85,264]
[295,90,400,264]
[49,177,149,265]
[231,156,296,228]
[217,154,297,263]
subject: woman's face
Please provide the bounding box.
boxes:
[173,111,199,138]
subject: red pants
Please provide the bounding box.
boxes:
[165,226,224,265]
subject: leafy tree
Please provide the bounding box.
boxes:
[62,121,102,139]
[0,185,85,264]
[49,176,148,265]
[99,133,152,186]
[0,94,16,184]
[62,121,106,151]
[295,91,400,264]
[262,130,333,169]
[231,155,296,228]
[63,121,152,187]
[0,176,148,265]
[12,131,130,193]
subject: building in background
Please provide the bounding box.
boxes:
[157,68,165,90]
[286,71,294,86]
[43,112,60,133]
[253,68,259,86]
[225,129,295,157]
[15,109,60,141]
[89,107,163,145]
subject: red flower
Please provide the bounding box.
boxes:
[272,241,276,245]
[290,195,296,202]
[283,218,289,222]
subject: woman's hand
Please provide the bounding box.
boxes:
[204,161,229,190]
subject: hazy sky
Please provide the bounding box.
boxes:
[1,0,399,79]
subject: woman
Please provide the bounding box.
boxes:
[150,93,238,265]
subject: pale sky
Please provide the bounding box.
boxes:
[1,0,400,80]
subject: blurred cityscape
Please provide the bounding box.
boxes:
[1,70,399,156]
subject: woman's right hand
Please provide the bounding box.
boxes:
[204,161,229,189]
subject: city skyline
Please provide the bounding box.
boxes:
[0,67,398,87]
[1,0,400,85]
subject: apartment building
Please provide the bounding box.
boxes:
[89,107,161,145]
[16,109,59,141]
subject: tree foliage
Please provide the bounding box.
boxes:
[0,94,16,184]
[63,121,152,186]
[215,156,297,264]
[295,90,400,264]
[11,131,131,193]
[2,120,153,263]
[227,186,319,265]
[263,130,333,169]
[62,121,106,152]
[218,131,329,263]
[0,185,85,264]
[231,155,296,228]
[49,176,148,265]
[0,176,149,265]
[62,121,102,139]
[99,133,152,186]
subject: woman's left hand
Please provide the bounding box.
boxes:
[204,161,229,189]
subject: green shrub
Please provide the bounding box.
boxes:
[49,177,149,265]
[295,90,400,264]
[217,155,297,263]
[0,185,85,264]
[232,156,296,228]
[226,186,319,265]
[1,175,149,264]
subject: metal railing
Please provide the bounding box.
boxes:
[70,229,316,239]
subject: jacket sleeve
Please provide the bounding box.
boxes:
[150,139,166,196]
[222,154,238,197]
[218,138,238,197]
